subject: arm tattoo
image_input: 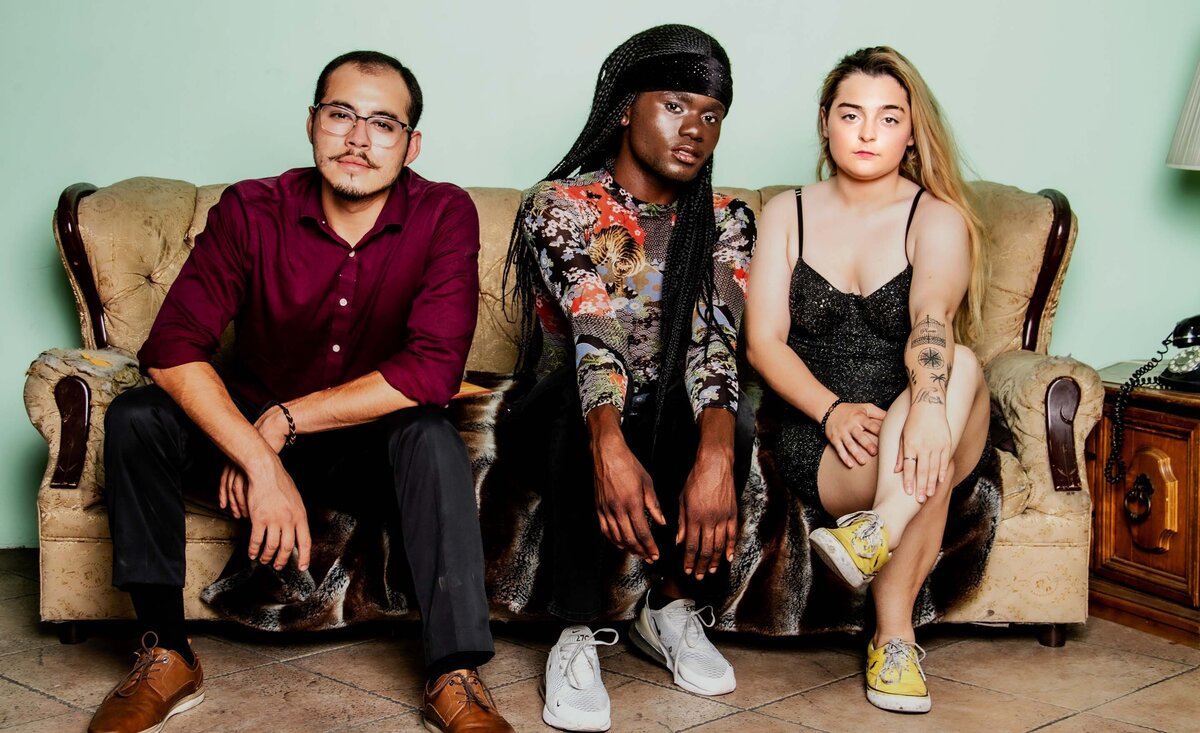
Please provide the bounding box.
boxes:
[931,372,948,387]
[918,348,944,369]
[909,314,947,348]
[908,368,918,387]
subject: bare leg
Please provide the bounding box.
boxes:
[815,345,990,643]
[872,347,989,644]
[871,345,988,548]
[817,344,985,535]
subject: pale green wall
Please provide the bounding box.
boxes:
[2,0,1198,546]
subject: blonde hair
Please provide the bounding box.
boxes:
[816,46,986,345]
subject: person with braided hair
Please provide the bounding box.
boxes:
[502,23,754,731]
[745,46,992,714]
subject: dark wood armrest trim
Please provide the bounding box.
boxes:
[50,376,91,489]
[1045,375,1082,492]
[1022,189,1073,352]
[55,183,104,349]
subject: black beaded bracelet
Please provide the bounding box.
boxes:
[265,401,297,446]
[820,398,845,437]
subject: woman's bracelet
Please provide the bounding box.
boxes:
[264,401,297,446]
[820,397,845,437]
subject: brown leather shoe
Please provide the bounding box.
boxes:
[88,633,204,733]
[422,668,515,732]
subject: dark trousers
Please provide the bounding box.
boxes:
[103,383,494,667]
[504,368,755,621]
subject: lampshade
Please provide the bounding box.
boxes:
[1168,59,1200,170]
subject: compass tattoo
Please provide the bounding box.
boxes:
[918,348,944,369]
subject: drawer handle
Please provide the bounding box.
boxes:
[1123,473,1153,525]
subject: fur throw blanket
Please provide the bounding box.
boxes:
[202,375,1002,635]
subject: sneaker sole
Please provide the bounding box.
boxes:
[810,528,870,589]
[628,615,735,697]
[132,689,205,733]
[538,676,611,732]
[866,687,931,713]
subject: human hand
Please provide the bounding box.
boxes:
[219,463,249,519]
[894,403,952,502]
[253,404,292,454]
[219,405,292,519]
[824,402,886,468]
[245,457,311,572]
[592,440,665,562]
[676,449,737,580]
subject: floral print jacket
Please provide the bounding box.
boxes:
[519,168,755,421]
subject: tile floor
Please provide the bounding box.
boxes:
[1,548,1197,732]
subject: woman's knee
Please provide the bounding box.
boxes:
[951,344,982,389]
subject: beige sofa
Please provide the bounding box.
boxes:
[24,177,1101,644]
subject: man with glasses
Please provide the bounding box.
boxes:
[89,51,514,733]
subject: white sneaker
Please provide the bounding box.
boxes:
[540,625,618,731]
[629,595,735,696]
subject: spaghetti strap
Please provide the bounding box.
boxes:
[794,188,804,258]
[903,188,925,264]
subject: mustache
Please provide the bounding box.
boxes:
[329,152,379,169]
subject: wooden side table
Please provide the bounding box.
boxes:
[1086,362,1200,645]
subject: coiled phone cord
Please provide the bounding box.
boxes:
[1103,334,1171,485]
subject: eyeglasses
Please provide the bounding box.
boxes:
[310,103,414,148]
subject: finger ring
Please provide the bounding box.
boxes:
[904,457,917,462]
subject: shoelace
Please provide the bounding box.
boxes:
[115,632,169,697]
[877,638,926,684]
[841,511,883,558]
[559,628,618,690]
[659,603,720,679]
[444,671,496,714]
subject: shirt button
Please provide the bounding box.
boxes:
[348,251,356,258]
[339,298,348,306]
[332,344,341,353]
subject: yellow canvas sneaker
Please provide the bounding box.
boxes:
[809,510,891,588]
[865,638,930,713]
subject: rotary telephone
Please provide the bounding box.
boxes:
[1104,315,1200,486]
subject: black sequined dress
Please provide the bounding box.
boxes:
[771,187,919,511]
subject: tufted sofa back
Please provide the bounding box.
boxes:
[55,177,1076,374]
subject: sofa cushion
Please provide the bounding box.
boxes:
[77,178,200,357]
[969,182,1075,364]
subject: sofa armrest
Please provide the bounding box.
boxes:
[984,351,1103,510]
[25,348,148,509]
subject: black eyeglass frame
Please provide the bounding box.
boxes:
[309,102,416,139]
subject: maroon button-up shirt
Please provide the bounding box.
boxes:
[138,167,480,407]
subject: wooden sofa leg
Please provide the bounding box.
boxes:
[1037,623,1067,647]
[57,621,88,645]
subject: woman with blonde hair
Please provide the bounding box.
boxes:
[745,46,991,714]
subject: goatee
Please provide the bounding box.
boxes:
[330,182,379,202]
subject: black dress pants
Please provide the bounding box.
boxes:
[504,368,755,621]
[103,384,494,667]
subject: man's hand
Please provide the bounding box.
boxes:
[244,455,311,572]
[218,405,291,520]
[677,448,737,580]
[588,405,666,561]
[592,440,665,561]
